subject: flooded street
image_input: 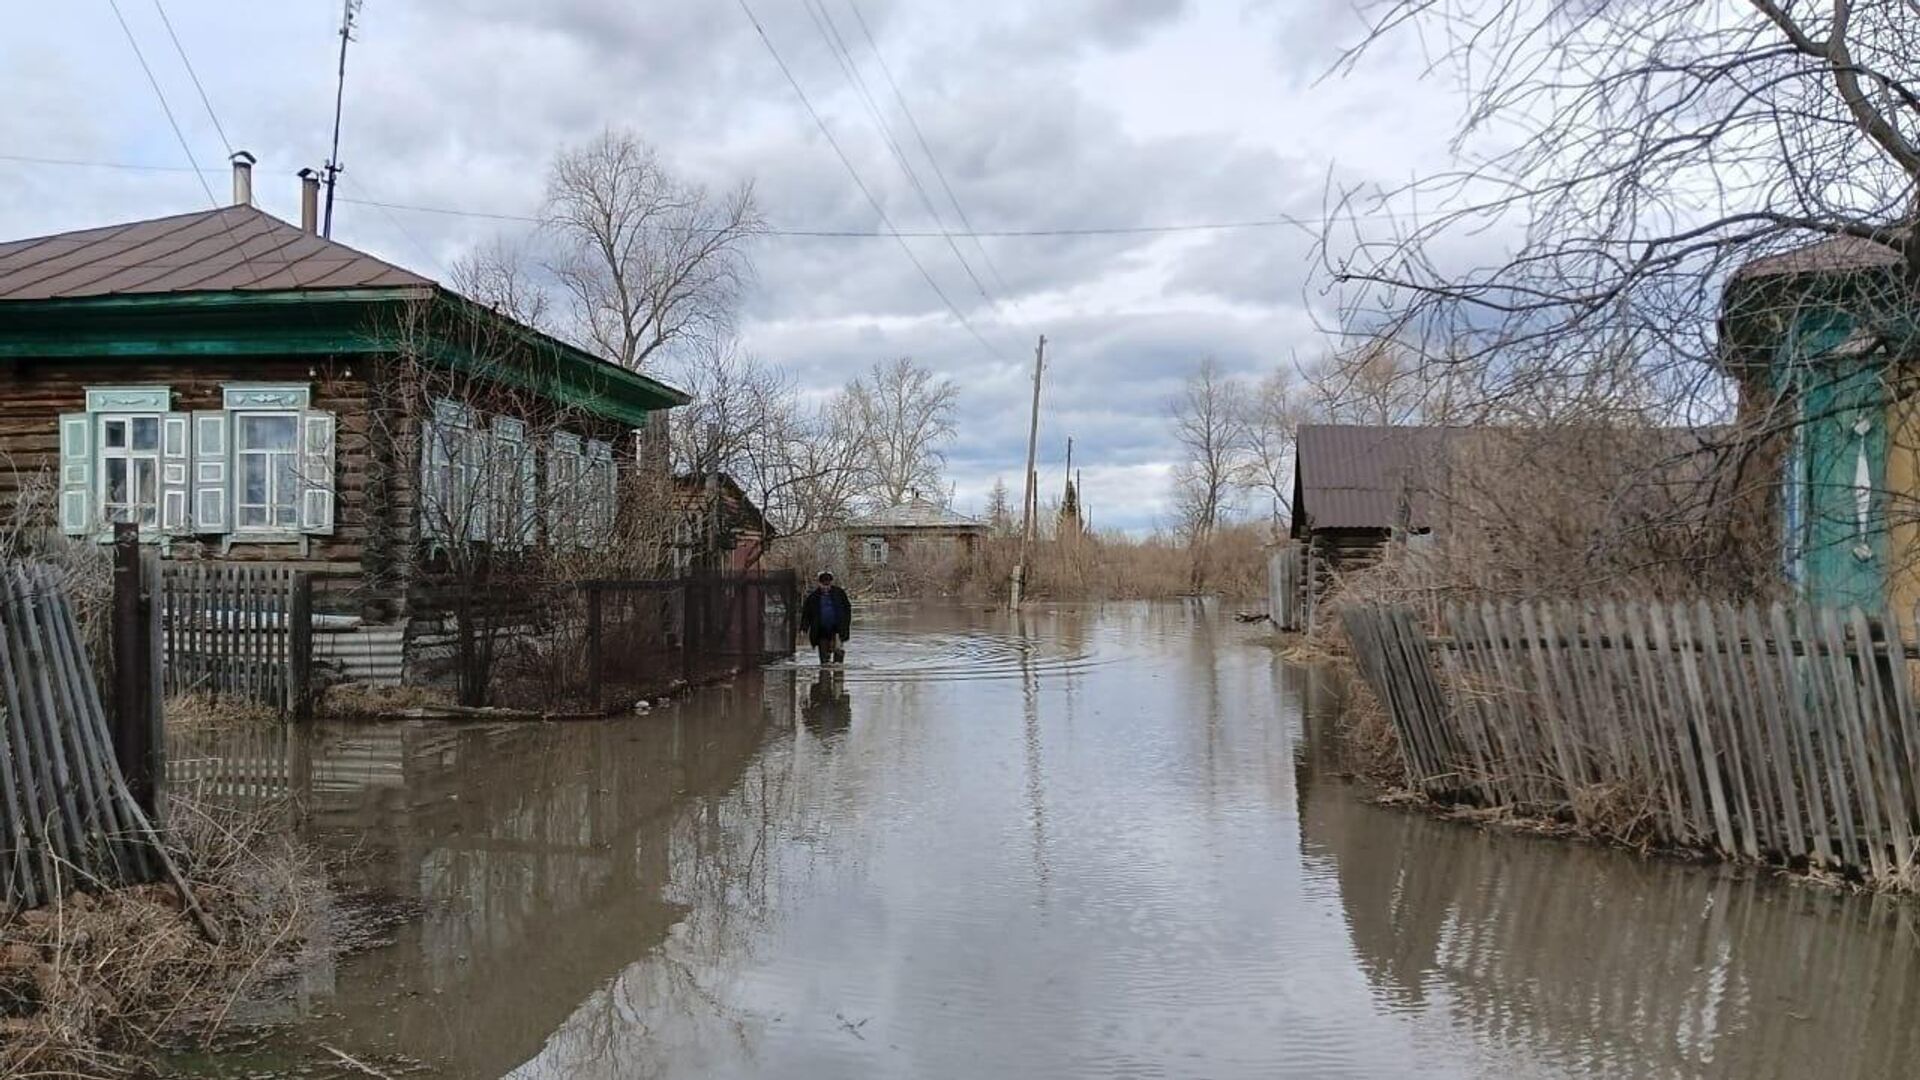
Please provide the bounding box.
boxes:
[168,602,1920,1079]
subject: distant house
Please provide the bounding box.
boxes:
[0,155,688,680]
[845,498,987,570]
[1720,233,1919,610]
[669,473,768,574]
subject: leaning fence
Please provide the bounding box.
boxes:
[0,558,199,913]
[1343,600,1920,885]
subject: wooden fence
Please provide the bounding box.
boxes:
[0,562,163,909]
[159,563,312,715]
[1343,600,1920,884]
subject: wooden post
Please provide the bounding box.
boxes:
[586,583,604,711]
[290,573,314,722]
[110,523,156,815]
[1012,334,1046,608]
[679,580,695,683]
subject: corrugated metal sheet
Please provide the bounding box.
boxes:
[1295,425,1451,531]
[0,205,431,301]
[851,498,986,530]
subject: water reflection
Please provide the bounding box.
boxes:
[1297,671,1920,1079]
[163,604,1920,1080]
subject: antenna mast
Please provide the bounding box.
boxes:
[322,0,362,238]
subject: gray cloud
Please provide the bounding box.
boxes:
[0,0,1466,531]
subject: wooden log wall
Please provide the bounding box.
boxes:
[1342,600,1920,885]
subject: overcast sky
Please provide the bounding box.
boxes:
[1,1,1469,532]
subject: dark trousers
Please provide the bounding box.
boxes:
[815,633,844,664]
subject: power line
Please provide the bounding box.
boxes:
[801,1,1003,318]
[149,0,233,155]
[329,194,1333,237]
[0,154,1364,237]
[845,1,1031,323]
[734,0,1005,362]
[105,0,220,210]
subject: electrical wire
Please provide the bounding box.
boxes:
[105,0,220,210]
[844,0,1034,329]
[735,0,1006,362]
[150,0,233,156]
[0,156,1359,237]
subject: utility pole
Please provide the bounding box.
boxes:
[322,0,362,238]
[1012,334,1046,608]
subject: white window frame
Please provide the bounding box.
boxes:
[863,535,888,566]
[232,410,302,534]
[97,413,164,528]
[222,385,323,542]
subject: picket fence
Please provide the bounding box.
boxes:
[1343,600,1920,882]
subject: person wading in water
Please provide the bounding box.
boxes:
[800,571,852,665]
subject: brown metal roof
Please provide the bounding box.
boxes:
[1732,234,1903,280]
[0,205,432,301]
[1294,425,1450,532]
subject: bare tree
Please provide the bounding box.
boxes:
[1329,0,1920,417]
[1240,367,1308,533]
[845,357,959,508]
[985,477,1015,537]
[545,129,765,370]
[1170,358,1249,591]
[450,237,553,332]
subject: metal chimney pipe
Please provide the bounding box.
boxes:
[298,168,321,233]
[229,150,257,206]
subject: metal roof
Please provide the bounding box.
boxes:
[0,205,431,301]
[849,498,986,530]
[1294,425,1450,532]
[1732,234,1903,281]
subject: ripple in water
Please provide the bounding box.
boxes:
[775,626,1114,683]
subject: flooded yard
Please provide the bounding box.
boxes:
[166,602,1920,1078]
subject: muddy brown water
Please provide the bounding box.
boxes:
[162,602,1920,1079]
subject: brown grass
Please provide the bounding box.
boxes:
[319,680,454,719]
[0,794,325,1079]
[164,692,279,732]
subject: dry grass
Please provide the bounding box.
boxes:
[319,680,454,719]
[0,794,325,1079]
[164,692,279,732]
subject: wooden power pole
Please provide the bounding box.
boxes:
[1012,334,1046,607]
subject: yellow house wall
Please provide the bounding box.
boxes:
[1885,396,1920,622]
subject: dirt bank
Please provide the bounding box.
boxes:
[1,795,327,1078]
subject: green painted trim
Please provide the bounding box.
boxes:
[0,286,688,422]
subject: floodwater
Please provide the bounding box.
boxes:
[165,602,1920,1079]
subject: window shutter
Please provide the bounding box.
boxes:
[160,413,191,534]
[300,411,336,535]
[58,413,93,536]
[586,439,614,546]
[191,411,231,533]
[519,441,538,548]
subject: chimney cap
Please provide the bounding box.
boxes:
[297,166,319,180]
[229,149,256,166]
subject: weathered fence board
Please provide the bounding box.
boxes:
[0,562,161,908]
[1343,599,1920,886]
[159,562,307,713]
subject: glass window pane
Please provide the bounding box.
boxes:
[242,457,267,505]
[106,458,127,502]
[131,417,159,451]
[104,420,127,449]
[135,459,156,504]
[240,506,267,527]
[275,455,298,510]
[242,415,297,452]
